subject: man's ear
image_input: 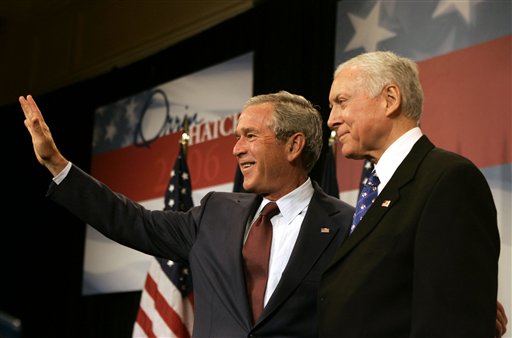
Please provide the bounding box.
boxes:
[384,84,401,117]
[287,132,306,162]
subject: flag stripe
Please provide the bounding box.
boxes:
[420,35,511,168]
[135,246,194,338]
[134,309,158,338]
[137,277,174,337]
[146,270,191,338]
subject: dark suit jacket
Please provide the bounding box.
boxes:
[48,165,354,337]
[318,136,500,338]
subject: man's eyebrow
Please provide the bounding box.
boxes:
[237,126,258,133]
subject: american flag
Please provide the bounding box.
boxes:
[133,141,195,338]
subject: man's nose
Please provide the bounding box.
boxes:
[233,138,245,157]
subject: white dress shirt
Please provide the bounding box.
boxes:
[374,127,423,194]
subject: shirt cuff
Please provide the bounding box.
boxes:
[52,161,72,185]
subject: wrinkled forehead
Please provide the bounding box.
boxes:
[330,67,367,99]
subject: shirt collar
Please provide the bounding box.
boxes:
[261,177,314,224]
[374,127,423,193]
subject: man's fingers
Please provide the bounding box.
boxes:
[19,95,44,122]
[27,95,42,116]
[20,95,47,135]
[19,95,32,120]
[496,319,504,337]
[496,301,508,337]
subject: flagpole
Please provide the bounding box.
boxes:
[181,117,190,157]
[328,129,336,156]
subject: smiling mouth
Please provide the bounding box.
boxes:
[337,131,349,142]
[240,162,255,170]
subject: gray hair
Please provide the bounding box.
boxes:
[335,51,424,122]
[243,90,323,172]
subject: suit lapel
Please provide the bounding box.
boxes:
[326,136,435,269]
[219,193,262,329]
[259,186,343,320]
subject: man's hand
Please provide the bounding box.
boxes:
[19,95,68,176]
[496,300,508,338]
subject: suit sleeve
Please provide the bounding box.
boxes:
[47,164,205,263]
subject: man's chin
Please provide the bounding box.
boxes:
[242,183,255,193]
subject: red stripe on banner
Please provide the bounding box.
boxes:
[419,35,511,168]
[337,157,366,193]
[143,271,191,338]
[135,308,158,338]
[91,133,237,201]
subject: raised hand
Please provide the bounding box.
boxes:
[19,95,68,176]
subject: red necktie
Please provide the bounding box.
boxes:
[243,202,280,322]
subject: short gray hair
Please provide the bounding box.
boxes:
[335,51,424,122]
[243,91,323,172]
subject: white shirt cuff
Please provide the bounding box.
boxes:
[52,161,72,185]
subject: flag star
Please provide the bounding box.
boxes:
[169,184,175,192]
[437,25,458,52]
[181,172,189,180]
[104,122,117,141]
[125,99,139,129]
[432,0,483,25]
[169,199,175,207]
[170,169,175,177]
[345,1,396,53]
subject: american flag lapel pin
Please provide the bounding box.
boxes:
[320,227,330,233]
[381,200,391,207]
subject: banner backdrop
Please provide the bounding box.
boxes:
[334,0,511,319]
[82,52,253,295]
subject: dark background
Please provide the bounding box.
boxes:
[0,0,340,337]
